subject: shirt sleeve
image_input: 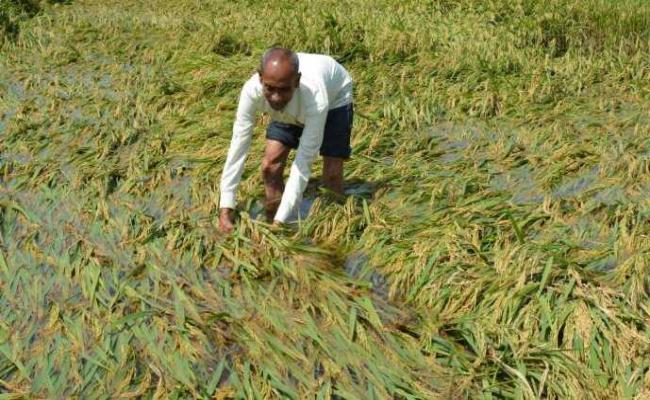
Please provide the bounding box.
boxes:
[274,105,328,222]
[219,79,258,209]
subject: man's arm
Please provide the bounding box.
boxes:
[273,107,328,223]
[219,80,258,223]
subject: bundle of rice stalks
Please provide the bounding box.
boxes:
[2,0,650,398]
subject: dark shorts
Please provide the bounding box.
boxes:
[266,103,353,159]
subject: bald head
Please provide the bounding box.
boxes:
[259,47,299,76]
[258,47,301,111]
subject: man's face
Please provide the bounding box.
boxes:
[259,61,300,111]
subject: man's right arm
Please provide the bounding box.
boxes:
[219,79,258,211]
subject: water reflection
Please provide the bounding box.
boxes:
[588,255,617,271]
[490,165,544,205]
[343,181,375,197]
[553,166,599,199]
[344,252,389,300]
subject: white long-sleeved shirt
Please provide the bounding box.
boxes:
[219,53,353,222]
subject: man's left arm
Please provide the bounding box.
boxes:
[273,108,328,223]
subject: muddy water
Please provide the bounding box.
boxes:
[343,181,375,197]
[426,121,638,208]
[553,166,599,199]
[593,186,627,206]
[589,255,617,271]
[489,164,544,205]
[246,181,376,222]
[344,251,389,300]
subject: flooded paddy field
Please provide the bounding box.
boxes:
[2,0,650,398]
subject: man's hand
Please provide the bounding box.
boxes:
[269,219,288,233]
[219,208,235,233]
[271,219,296,234]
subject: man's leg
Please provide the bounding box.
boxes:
[322,156,344,194]
[320,103,352,195]
[262,139,291,221]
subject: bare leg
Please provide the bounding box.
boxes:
[262,139,291,221]
[322,156,344,194]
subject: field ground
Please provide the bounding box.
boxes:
[2,0,650,398]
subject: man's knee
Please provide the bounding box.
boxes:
[261,157,284,181]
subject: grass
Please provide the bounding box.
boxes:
[2,0,650,398]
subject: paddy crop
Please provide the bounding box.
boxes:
[2,0,650,398]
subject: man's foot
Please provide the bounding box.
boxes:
[219,208,235,233]
[264,201,279,223]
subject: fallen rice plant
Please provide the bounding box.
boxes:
[2,0,650,398]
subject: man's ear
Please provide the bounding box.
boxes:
[258,70,263,82]
[294,72,301,87]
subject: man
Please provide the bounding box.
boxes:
[218,47,354,233]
